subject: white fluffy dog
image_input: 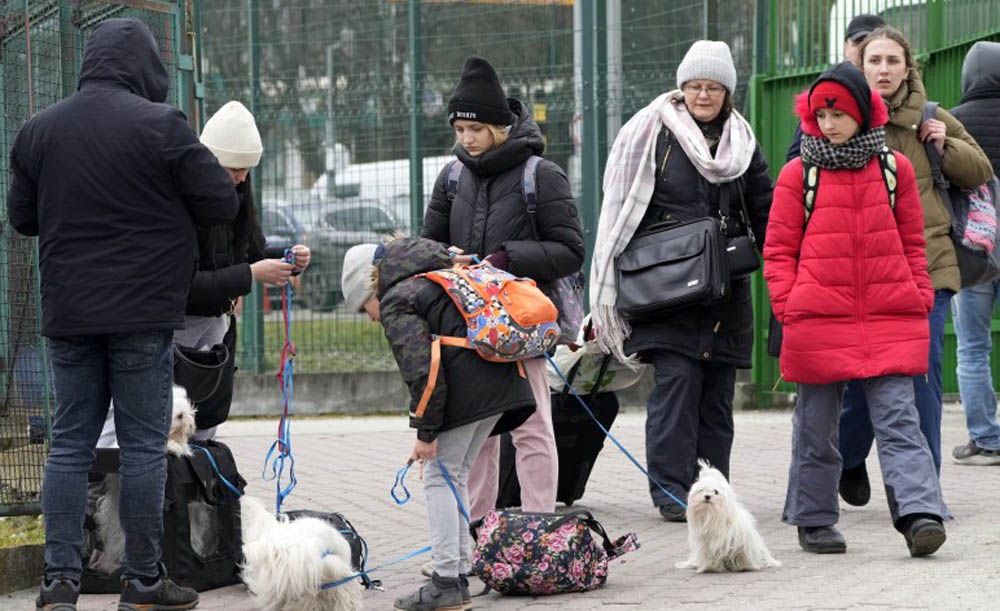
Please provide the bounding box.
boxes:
[90,385,197,575]
[675,461,780,573]
[240,495,363,611]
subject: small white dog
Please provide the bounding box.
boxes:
[240,495,364,611]
[675,461,780,573]
[90,385,198,575]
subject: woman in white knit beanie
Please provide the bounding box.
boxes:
[590,40,774,522]
[96,101,311,447]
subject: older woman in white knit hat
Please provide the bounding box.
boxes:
[590,40,774,522]
[96,101,311,448]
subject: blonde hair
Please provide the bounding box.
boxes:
[454,122,510,151]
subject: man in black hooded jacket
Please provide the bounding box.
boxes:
[7,18,237,611]
[948,41,1000,467]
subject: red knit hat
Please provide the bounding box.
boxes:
[809,80,863,127]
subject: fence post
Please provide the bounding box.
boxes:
[408,0,423,236]
[242,0,266,374]
[579,0,601,283]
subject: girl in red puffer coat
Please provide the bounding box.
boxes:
[764,62,948,558]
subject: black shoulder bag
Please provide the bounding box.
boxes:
[720,176,760,278]
[173,315,237,430]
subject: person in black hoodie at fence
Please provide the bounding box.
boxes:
[421,57,585,530]
[341,237,536,611]
[7,18,238,611]
[947,41,1000,466]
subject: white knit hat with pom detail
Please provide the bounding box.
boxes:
[200,100,263,168]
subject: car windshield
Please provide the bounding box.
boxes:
[325,207,393,232]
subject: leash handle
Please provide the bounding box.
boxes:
[544,353,687,510]
[389,459,470,524]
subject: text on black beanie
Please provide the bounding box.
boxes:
[447,56,514,126]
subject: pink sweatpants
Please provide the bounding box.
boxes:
[467,358,558,521]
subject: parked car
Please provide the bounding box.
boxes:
[300,200,400,311]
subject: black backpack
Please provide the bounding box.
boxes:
[283,508,378,589]
[82,440,247,593]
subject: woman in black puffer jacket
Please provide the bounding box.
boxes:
[421,56,585,527]
[592,41,773,522]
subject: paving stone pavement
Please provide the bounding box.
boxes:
[5,404,999,610]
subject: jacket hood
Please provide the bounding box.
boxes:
[884,67,926,127]
[78,18,169,103]
[376,237,454,298]
[796,62,888,137]
[960,41,1000,104]
[454,98,544,178]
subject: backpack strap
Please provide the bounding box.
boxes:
[802,159,820,226]
[522,155,543,240]
[877,146,898,210]
[446,160,464,203]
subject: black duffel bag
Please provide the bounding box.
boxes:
[173,315,237,430]
[616,217,729,320]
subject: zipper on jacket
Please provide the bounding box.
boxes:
[658,144,672,179]
[854,179,872,376]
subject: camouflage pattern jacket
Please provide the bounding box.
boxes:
[377,237,536,441]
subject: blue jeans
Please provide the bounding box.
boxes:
[952,281,1000,450]
[839,290,953,474]
[43,331,173,581]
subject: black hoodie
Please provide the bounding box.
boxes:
[377,237,535,442]
[951,41,1000,176]
[7,18,238,337]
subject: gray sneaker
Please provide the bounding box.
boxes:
[36,577,79,611]
[394,572,464,611]
[951,440,1000,465]
[118,575,198,611]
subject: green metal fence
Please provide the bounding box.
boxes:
[201,0,757,374]
[0,0,193,516]
[748,0,1000,406]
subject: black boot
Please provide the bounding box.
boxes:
[797,525,847,554]
[658,503,687,522]
[838,463,871,506]
[903,516,946,558]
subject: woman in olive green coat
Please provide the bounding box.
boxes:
[837,26,994,506]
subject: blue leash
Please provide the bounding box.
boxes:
[322,459,469,590]
[192,445,244,497]
[262,248,299,515]
[544,353,687,510]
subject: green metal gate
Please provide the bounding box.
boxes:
[747,0,1000,407]
[0,0,196,516]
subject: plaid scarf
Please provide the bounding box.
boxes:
[589,91,757,363]
[800,126,886,170]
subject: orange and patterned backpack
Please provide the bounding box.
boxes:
[415,263,561,415]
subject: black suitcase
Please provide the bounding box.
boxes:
[497,354,619,508]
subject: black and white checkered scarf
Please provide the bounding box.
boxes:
[800,126,886,170]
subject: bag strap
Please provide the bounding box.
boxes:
[876,146,898,210]
[446,160,463,203]
[548,509,617,556]
[802,159,820,226]
[521,155,543,241]
[414,336,446,419]
[921,101,960,226]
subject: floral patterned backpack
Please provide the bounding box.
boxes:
[471,509,639,595]
[413,264,561,416]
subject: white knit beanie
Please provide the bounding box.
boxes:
[200,100,263,168]
[676,40,737,95]
[342,244,378,313]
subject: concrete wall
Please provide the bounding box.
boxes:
[230,367,789,418]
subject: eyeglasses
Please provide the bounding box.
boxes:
[683,84,726,96]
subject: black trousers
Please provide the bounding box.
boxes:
[644,350,736,506]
